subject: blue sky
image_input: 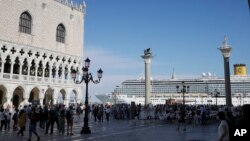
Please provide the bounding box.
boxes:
[75,0,250,101]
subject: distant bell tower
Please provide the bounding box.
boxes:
[171,68,176,80]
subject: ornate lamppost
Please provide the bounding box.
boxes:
[176,81,190,106]
[71,58,103,134]
[176,81,189,130]
[218,36,232,107]
[211,89,220,106]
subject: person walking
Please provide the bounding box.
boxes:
[93,105,98,122]
[97,105,104,122]
[66,106,74,136]
[6,111,11,131]
[17,110,26,136]
[58,106,66,135]
[27,107,40,141]
[217,111,229,141]
[105,106,111,122]
[12,109,19,131]
[177,107,186,131]
[76,105,81,122]
[45,106,57,134]
[0,108,7,131]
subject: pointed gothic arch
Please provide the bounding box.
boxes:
[0,85,7,107]
[43,88,54,106]
[57,89,66,104]
[12,86,25,108]
[29,87,40,105]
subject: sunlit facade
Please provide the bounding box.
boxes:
[0,0,86,109]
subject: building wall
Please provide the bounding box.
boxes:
[0,0,86,109]
[0,0,84,57]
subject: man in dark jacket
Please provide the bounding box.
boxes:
[233,104,250,141]
[45,106,57,134]
[27,107,40,141]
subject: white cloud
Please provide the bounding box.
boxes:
[84,46,143,72]
[84,46,143,102]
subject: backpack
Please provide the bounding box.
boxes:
[30,112,39,123]
[12,113,17,121]
[66,110,72,120]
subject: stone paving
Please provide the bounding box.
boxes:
[0,116,218,141]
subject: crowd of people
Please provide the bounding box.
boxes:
[0,104,78,141]
[0,103,249,141]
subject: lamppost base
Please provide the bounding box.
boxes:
[80,127,91,134]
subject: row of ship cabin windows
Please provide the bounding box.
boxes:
[19,11,65,43]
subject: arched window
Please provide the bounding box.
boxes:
[56,24,65,43]
[19,12,32,34]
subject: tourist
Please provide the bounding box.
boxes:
[217,111,229,141]
[6,110,11,131]
[93,105,98,122]
[105,105,111,122]
[12,109,19,131]
[45,106,57,134]
[97,104,104,122]
[66,106,74,136]
[27,107,40,141]
[17,109,26,136]
[177,107,186,131]
[0,108,6,131]
[58,105,66,135]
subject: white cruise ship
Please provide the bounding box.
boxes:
[96,65,250,106]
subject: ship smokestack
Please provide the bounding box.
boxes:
[234,64,247,76]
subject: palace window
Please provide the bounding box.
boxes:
[19,12,32,34]
[56,24,65,43]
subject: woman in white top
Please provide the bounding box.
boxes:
[217,112,230,141]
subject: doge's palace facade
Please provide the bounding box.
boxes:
[0,0,86,109]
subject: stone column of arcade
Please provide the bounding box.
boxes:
[64,99,69,107]
[10,60,14,79]
[19,57,24,80]
[77,99,81,104]
[23,96,29,106]
[0,57,5,79]
[141,48,153,105]
[53,89,58,105]
[39,89,45,107]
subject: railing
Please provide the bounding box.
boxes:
[52,78,56,83]
[3,73,10,79]
[23,75,28,80]
[1,72,74,84]
[58,79,62,83]
[12,74,19,79]
[37,77,42,82]
[30,76,35,81]
[44,78,49,82]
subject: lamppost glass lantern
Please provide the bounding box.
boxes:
[82,67,88,76]
[85,58,90,68]
[176,81,190,105]
[214,89,220,106]
[97,68,103,79]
